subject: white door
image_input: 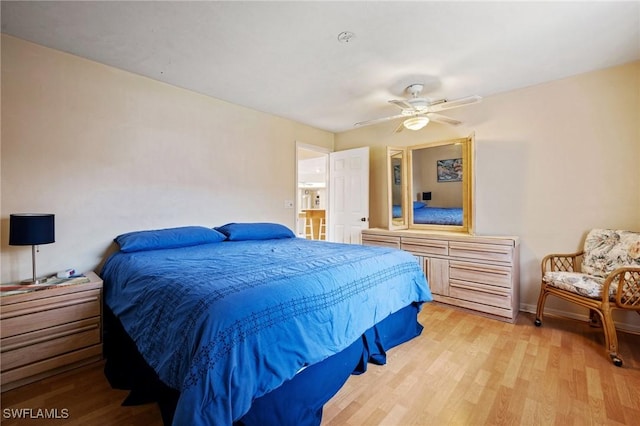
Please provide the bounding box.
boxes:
[328,147,369,244]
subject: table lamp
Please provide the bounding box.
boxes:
[9,213,55,284]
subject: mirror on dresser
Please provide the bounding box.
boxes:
[388,135,474,233]
[387,147,408,230]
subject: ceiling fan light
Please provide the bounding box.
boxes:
[403,116,430,130]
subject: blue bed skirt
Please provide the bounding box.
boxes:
[104,303,423,425]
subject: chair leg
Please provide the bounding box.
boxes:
[600,306,623,367]
[534,282,548,326]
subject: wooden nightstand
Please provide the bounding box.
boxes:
[0,271,103,391]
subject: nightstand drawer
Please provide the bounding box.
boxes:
[1,345,103,389]
[1,317,101,370]
[1,289,101,338]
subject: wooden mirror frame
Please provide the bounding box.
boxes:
[387,134,474,234]
[387,147,409,230]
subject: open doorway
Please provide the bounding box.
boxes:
[296,143,329,240]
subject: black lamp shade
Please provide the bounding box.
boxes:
[9,214,55,246]
[422,192,432,201]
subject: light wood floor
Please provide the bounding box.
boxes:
[1,303,638,425]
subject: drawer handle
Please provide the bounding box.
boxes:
[1,322,99,352]
[403,244,445,250]
[404,241,445,247]
[452,265,510,275]
[452,248,508,256]
[1,296,99,320]
[451,282,509,296]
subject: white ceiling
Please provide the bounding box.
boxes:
[2,1,639,133]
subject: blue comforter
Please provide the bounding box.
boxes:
[102,238,431,425]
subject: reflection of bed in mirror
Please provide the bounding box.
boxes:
[412,204,463,225]
[394,201,463,225]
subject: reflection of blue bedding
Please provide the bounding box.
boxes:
[414,206,463,225]
[393,202,427,219]
[102,238,431,425]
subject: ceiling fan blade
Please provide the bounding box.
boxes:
[394,121,405,133]
[426,113,462,126]
[389,99,414,110]
[428,95,482,112]
[354,113,406,127]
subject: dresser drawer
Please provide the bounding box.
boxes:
[449,241,513,263]
[401,237,448,256]
[1,317,101,370]
[449,279,512,309]
[449,260,512,289]
[362,234,401,249]
[1,290,101,338]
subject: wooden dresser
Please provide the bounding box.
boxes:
[362,229,520,322]
[0,271,103,391]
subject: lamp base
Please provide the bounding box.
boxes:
[20,276,50,285]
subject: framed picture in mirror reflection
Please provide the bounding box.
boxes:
[437,158,462,182]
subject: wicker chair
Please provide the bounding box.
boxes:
[534,229,640,366]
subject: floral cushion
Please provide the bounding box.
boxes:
[543,271,612,299]
[581,229,640,278]
[545,229,640,300]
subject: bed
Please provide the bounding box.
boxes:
[101,223,431,425]
[393,202,463,225]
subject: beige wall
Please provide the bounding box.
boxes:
[1,35,334,283]
[2,34,638,329]
[336,61,640,329]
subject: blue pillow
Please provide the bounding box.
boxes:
[215,222,295,241]
[413,201,426,209]
[115,226,227,252]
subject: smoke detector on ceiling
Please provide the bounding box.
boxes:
[337,31,356,43]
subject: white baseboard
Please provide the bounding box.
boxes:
[520,303,640,334]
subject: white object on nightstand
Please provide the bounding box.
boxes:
[57,269,76,278]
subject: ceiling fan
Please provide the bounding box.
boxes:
[355,84,482,131]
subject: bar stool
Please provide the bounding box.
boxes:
[318,218,326,240]
[304,215,314,240]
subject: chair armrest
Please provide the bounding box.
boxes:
[604,267,640,309]
[541,251,584,275]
